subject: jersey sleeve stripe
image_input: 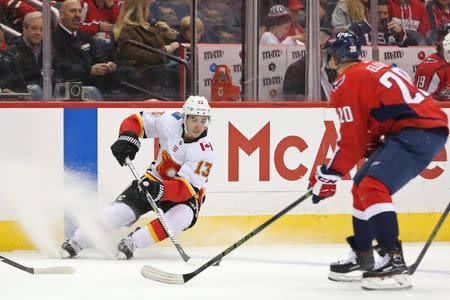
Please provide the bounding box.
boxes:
[135,113,145,138]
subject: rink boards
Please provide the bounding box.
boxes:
[0,102,449,250]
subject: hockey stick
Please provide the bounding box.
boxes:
[141,190,313,284]
[0,255,75,274]
[407,201,450,275]
[125,158,191,262]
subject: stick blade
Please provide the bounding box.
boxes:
[141,265,186,284]
[33,266,75,274]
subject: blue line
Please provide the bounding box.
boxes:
[63,108,98,238]
[63,108,98,182]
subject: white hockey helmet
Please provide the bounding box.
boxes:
[183,95,211,117]
[182,96,212,135]
[443,32,450,63]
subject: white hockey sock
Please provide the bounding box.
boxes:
[70,203,136,249]
[132,226,155,249]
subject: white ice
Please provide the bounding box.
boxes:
[1,243,450,300]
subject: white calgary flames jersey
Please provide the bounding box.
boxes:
[137,110,215,192]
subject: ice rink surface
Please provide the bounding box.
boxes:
[1,243,450,300]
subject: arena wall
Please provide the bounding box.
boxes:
[0,102,449,250]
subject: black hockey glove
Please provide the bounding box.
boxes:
[111,131,141,166]
[139,178,165,202]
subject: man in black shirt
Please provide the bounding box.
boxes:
[283,28,333,101]
[0,11,43,97]
[52,0,119,96]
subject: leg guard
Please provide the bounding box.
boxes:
[100,202,137,231]
[131,204,194,249]
[358,176,400,251]
[351,183,374,250]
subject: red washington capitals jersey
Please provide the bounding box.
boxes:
[415,53,450,101]
[328,60,448,175]
[389,0,430,36]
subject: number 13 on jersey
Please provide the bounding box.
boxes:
[195,161,213,177]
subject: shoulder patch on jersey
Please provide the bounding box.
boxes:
[199,142,214,151]
[332,75,346,91]
[171,112,183,120]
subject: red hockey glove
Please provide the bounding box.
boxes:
[308,165,341,204]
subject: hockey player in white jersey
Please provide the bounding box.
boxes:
[61,96,215,259]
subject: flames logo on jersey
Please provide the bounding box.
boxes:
[156,150,181,179]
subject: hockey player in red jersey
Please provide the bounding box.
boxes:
[308,32,448,290]
[61,96,215,259]
[415,23,450,101]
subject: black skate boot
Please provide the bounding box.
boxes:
[328,236,374,282]
[61,239,82,259]
[361,243,411,290]
[116,230,137,260]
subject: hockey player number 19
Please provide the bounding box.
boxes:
[379,68,427,104]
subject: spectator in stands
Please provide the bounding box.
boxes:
[53,0,122,98]
[79,0,121,41]
[113,0,180,99]
[150,0,189,30]
[415,23,450,101]
[178,16,204,43]
[283,28,333,101]
[320,0,333,30]
[198,0,241,43]
[297,0,333,30]
[0,11,43,98]
[426,0,450,42]
[0,0,36,31]
[260,4,304,46]
[280,0,305,44]
[332,0,368,32]
[349,0,418,46]
[389,0,430,44]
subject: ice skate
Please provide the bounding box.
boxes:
[361,245,411,290]
[116,236,136,260]
[328,236,374,282]
[61,239,82,259]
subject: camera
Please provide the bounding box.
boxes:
[54,82,83,100]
